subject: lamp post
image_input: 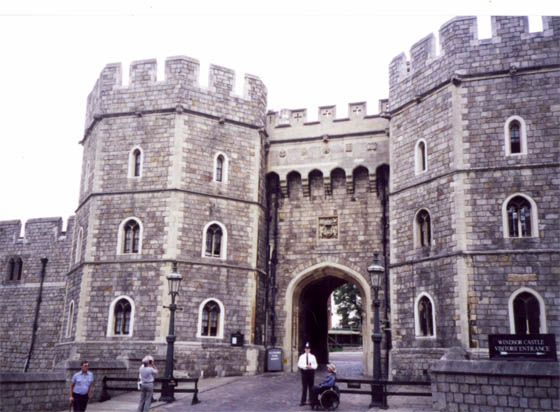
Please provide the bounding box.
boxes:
[368,252,386,408]
[160,261,182,403]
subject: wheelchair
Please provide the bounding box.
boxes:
[311,385,340,411]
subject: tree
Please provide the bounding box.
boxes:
[333,283,362,330]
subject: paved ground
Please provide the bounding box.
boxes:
[64,352,434,412]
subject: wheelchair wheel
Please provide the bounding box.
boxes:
[319,389,340,411]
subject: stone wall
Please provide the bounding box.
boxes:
[0,217,74,372]
[431,359,560,411]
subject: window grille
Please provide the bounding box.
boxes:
[507,196,532,237]
[416,210,431,247]
[113,299,132,335]
[205,224,222,257]
[123,220,140,253]
[201,301,220,336]
[513,292,540,334]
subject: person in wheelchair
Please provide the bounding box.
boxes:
[310,363,337,409]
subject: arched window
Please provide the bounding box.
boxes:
[202,222,227,259]
[205,224,222,257]
[133,149,142,177]
[215,155,224,182]
[213,152,228,183]
[66,300,74,338]
[508,288,546,335]
[509,121,521,154]
[75,227,83,263]
[507,196,532,238]
[415,139,427,174]
[418,297,434,336]
[415,210,431,248]
[414,293,436,337]
[504,116,527,156]
[202,301,220,336]
[128,146,143,178]
[106,296,135,337]
[123,219,140,254]
[16,258,22,280]
[197,298,225,338]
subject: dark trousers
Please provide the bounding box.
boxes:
[72,392,89,411]
[300,369,315,403]
[311,385,326,406]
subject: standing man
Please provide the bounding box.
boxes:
[297,342,317,406]
[137,355,158,412]
[69,360,94,411]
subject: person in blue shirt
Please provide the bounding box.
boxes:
[69,360,94,411]
[310,363,337,408]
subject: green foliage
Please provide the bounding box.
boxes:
[333,283,362,330]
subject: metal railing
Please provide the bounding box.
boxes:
[336,378,431,409]
[100,376,201,405]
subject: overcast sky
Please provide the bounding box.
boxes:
[0,1,552,231]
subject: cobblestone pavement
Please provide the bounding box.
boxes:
[70,352,434,412]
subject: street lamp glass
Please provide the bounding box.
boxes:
[367,252,384,289]
[167,262,182,295]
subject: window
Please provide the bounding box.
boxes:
[502,194,538,238]
[504,116,527,156]
[202,301,220,336]
[66,300,74,338]
[133,149,142,177]
[123,219,140,253]
[415,139,427,174]
[414,293,436,337]
[508,288,546,334]
[75,227,83,263]
[197,298,225,338]
[128,146,143,178]
[213,152,228,183]
[107,296,135,337]
[7,257,22,281]
[415,210,431,248]
[202,222,227,259]
[215,155,224,182]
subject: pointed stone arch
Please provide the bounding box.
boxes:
[282,261,373,374]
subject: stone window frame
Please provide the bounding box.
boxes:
[6,256,23,281]
[413,208,433,249]
[116,217,144,255]
[501,193,539,238]
[75,227,84,264]
[508,287,547,334]
[106,295,135,337]
[414,139,428,175]
[127,145,144,179]
[414,292,437,338]
[201,221,227,260]
[66,299,74,338]
[504,115,528,156]
[196,297,225,339]
[213,151,229,184]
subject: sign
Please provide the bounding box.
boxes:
[266,348,283,372]
[488,334,557,361]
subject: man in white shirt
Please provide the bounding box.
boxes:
[297,342,317,405]
[137,355,158,412]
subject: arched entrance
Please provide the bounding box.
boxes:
[283,262,373,374]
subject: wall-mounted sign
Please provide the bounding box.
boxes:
[488,334,557,361]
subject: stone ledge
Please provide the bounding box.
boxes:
[66,359,128,370]
[431,359,560,378]
[0,372,65,383]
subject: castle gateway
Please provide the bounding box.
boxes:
[1,16,559,386]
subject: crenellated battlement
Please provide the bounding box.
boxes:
[265,100,388,142]
[0,217,74,244]
[85,56,267,135]
[388,16,560,110]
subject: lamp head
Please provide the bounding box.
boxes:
[167,261,182,295]
[367,252,384,288]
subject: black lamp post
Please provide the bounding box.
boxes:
[160,261,182,403]
[368,252,386,409]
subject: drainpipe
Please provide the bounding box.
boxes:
[269,185,279,347]
[23,257,48,372]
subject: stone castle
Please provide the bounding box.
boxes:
[1,15,559,397]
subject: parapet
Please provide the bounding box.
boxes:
[266,101,388,141]
[85,56,267,135]
[0,217,73,243]
[389,16,560,110]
